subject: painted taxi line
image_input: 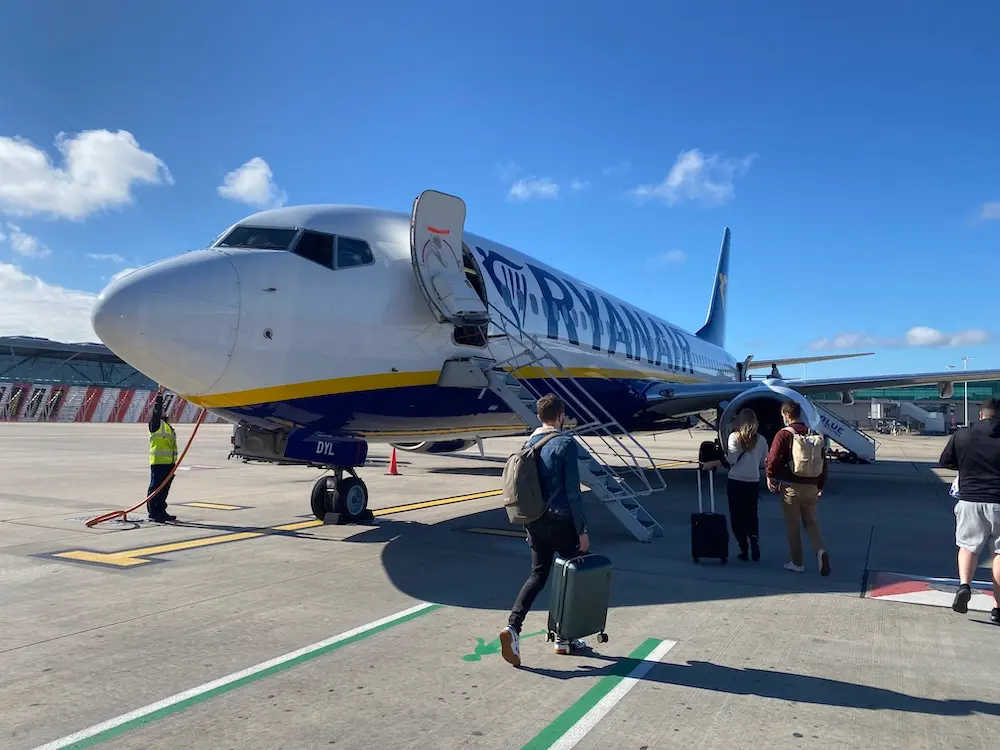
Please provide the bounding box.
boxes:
[39,489,504,569]
[178,502,250,511]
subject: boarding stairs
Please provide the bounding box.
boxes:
[439,304,666,542]
[894,401,946,435]
[812,401,878,462]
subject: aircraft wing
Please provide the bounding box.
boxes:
[642,367,1000,418]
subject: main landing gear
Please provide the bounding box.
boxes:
[309,467,374,524]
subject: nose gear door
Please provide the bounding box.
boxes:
[410,190,489,325]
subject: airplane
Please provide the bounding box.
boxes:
[90,189,1000,529]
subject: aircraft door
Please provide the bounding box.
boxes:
[410,190,489,325]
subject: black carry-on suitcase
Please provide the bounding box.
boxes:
[693,467,729,564]
[547,553,612,645]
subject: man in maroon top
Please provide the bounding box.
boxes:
[766,400,832,576]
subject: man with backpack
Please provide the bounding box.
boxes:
[765,400,831,576]
[499,393,589,667]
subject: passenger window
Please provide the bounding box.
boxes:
[530,295,538,315]
[294,231,335,268]
[337,237,374,269]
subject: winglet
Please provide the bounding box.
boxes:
[695,227,730,348]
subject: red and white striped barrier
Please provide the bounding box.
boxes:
[0,382,229,424]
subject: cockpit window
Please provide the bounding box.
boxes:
[215,226,298,250]
[294,230,335,268]
[336,237,374,269]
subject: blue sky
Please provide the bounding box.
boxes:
[0,0,997,378]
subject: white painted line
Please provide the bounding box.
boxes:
[550,639,677,750]
[33,601,437,749]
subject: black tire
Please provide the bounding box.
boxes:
[335,477,369,522]
[310,476,335,520]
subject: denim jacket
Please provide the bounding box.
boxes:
[526,426,588,536]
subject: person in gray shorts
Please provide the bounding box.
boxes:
[939,397,1000,624]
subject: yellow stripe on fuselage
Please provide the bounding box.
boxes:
[186,365,707,409]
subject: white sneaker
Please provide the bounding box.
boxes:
[554,637,586,655]
[784,561,805,573]
[500,626,521,667]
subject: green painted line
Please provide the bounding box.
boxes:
[522,637,666,750]
[462,630,546,661]
[35,603,441,749]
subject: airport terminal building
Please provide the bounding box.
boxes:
[1,335,995,433]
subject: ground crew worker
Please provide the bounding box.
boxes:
[148,386,178,522]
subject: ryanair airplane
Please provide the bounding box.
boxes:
[91,190,1000,524]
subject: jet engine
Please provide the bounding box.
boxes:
[717,381,821,448]
[390,439,478,454]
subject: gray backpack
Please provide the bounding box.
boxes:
[502,432,562,524]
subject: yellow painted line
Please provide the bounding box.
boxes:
[465,527,525,538]
[48,489,506,569]
[180,502,246,511]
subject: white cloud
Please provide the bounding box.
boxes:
[0,129,172,220]
[3,223,50,258]
[601,160,631,176]
[649,250,687,266]
[87,253,125,263]
[0,263,97,342]
[508,177,559,202]
[980,201,1000,220]
[570,179,592,192]
[217,157,287,209]
[808,327,991,351]
[631,148,756,207]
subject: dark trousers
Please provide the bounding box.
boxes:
[148,463,175,517]
[727,477,760,552]
[508,513,580,633]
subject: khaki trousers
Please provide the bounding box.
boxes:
[780,483,826,567]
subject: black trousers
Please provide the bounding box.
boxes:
[727,477,760,551]
[508,513,580,633]
[148,463,175,517]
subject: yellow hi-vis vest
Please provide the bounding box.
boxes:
[150,421,178,465]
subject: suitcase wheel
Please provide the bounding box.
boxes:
[692,557,700,564]
[720,557,727,565]
[597,632,609,644]
[546,631,555,642]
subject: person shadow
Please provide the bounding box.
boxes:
[519,657,1000,717]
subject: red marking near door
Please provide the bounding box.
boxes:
[426,226,450,235]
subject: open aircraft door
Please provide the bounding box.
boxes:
[410,190,489,326]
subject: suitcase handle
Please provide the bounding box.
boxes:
[696,466,716,514]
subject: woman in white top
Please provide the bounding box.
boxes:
[723,408,770,562]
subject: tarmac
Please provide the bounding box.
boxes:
[1,422,998,749]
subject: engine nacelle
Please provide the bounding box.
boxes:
[718,380,821,449]
[390,439,478,454]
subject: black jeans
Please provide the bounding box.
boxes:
[508,513,580,633]
[727,477,760,552]
[148,463,175,517]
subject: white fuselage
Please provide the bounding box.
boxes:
[91,205,738,442]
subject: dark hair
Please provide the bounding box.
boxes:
[983,398,997,418]
[536,393,565,424]
[781,400,802,421]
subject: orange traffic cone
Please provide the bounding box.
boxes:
[387,447,400,475]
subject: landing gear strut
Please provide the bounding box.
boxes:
[309,467,373,524]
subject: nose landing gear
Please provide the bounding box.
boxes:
[310,467,373,524]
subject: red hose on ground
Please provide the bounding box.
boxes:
[85,408,208,527]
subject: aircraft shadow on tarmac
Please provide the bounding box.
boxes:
[519,658,1000,718]
[337,461,962,613]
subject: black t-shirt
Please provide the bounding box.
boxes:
[939,418,1000,504]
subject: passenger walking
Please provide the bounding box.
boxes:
[765,401,831,576]
[938,397,1000,624]
[500,394,589,667]
[722,409,769,561]
[148,386,178,523]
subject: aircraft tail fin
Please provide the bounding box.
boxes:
[695,227,730,349]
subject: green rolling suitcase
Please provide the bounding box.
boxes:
[546,553,612,645]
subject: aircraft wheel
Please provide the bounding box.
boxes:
[335,477,369,521]
[310,476,336,520]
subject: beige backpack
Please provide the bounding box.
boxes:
[783,426,825,478]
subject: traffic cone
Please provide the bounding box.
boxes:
[387,447,400,475]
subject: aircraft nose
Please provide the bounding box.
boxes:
[91,250,241,395]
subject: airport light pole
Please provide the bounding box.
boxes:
[963,356,971,426]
